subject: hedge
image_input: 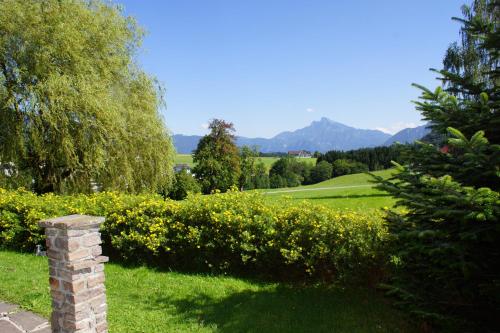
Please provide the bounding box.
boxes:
[0,188,388,281]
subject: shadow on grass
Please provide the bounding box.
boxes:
[131,285,415,333]
[307,193,391,200]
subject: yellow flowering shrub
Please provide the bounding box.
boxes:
[0,188,388,281]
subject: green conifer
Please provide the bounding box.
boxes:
[374,1,499,329]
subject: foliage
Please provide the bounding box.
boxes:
[192,119,241,194]
[0,187,388,282]
[174,154,316,174]
[167,169,201,200]
[268,156,369,187]
[436,0,499,144]
[332,159,369,177]
[318,145,405,171]
[0,189,149,250]
[0,164,32,190]
[239,146,258,190]
[0,0,174,194]
[253,161,270,189]
[269,174,287,189]
[239,146,270,190]
[310,161,333,183]
[375,131,500,328]
[269,157,312,188]
[375,1,500,329]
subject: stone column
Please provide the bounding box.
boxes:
[38,215,109,333]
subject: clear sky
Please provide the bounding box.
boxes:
[116,0,467,137]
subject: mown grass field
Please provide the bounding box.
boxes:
[261,169,396,210]
[0,251,415,333]
[175,154,316,170]
[174,153,196,167]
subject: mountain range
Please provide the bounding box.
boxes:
[172,117,430,154]
[383,124,431,146]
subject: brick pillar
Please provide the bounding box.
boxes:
[39,215,109,333]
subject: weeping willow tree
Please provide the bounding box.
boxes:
[0,0,174,194]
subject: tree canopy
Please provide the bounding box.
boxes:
[269,157,311,188]
[168,169,201,200]
[310,160,333,183]
[192,119,241,194]
[0,0,174,194]
[238,146,269,190]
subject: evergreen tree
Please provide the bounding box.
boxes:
[318,145,405,171]
[425,0,499,144]
[193,119,241,194]
[374,1,499,329]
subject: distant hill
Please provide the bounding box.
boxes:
[172,117,391,154]
[384,124,431,146]
[263,117,391,152]
[171,135,203,154]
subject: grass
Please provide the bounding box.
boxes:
[0,251,416,333]
[260,169,396,210]
[174,154,316,170]
[257,156,316,170]
[175,154,196,167]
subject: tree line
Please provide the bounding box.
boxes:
[317,145,406,171]
[170,118,407,196]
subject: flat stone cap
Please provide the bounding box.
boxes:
[38,214,105,229]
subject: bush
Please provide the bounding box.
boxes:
[168,170,201,200]
[0,188,388,282]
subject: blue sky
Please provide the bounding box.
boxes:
[117,0,467,137]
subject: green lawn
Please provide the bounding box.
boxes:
[175,154,196,167]
[260,170,396,210]
[256,156,316,170]
[174,154,316,171]
[0,251,415,332]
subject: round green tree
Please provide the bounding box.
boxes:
[192,119,241,194]
[332,159,368,177]
[0,0,174,193]
[311,160,333,183]
[168,169,201,200]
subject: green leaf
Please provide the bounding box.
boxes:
[447,127,468,141]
